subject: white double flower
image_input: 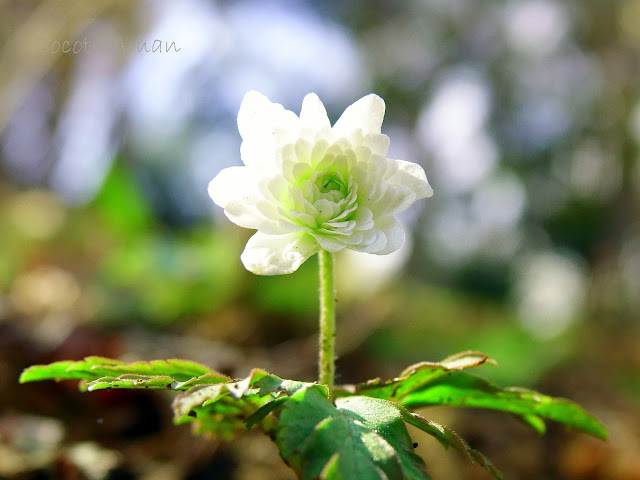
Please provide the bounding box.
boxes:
[209,91,433,275]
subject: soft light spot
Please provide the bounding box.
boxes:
[417,68,496,193]
[504,0,569,57]
[68,442,122,480]
[8,190,66,239]
[471,173,526,229]
[10,266,81,316]
[514,252,587,339]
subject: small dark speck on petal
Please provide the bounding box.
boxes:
[413,443,418,448]
[188,410,197,418]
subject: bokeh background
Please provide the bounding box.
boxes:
[1,0,639,479]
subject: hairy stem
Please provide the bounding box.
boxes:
[318,249,336,400]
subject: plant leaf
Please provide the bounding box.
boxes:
[275,386,431,480]
[518,414,547,434]
[20,359,318,440]
[19,357,225,390]
[336,351,495,402]
[337,396,431,480]
[172,369,319,439]
[244,396,290,430]
[172,368,313,420]
[84,372,234,391]
[337,352,607,441]
[399,374,607,440]
[400,409,502,480]
[411,351,497,373]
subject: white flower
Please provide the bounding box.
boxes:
[209,91,433,275]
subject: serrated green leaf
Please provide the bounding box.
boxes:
[172,369,319,439]
[20,357,224,388]
[172,372,236,390]
[400,409,503,480]
[19,357,120,383]
[398,374,607,440]
[244,396,290,430]
[173,369,273,420]
[337,396,430,480]
[20,359,319,441]
[255,376,311,397]
[410,351,497,374]
[82,372,231,391]
[86,374,177,391]
[275,387,430,480]
[76,358,216,381]
[179,391,272,440]
[173,382,230,421]
[340,352,607,441]
[518,414,546,434]
[336,351,495,402]
[19,360,78,383]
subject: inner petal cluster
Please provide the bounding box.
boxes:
[287,164,359,235]
[260,137,381,252]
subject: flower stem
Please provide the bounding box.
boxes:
[318,249,336,400]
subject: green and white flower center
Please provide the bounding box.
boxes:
[318,171,348,197]
[287,165,360,235]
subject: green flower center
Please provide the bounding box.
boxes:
[284,166,360,234]
[319,172,348,196]
[315,171,350,204]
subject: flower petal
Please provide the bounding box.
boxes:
[333,94,385,137]
[362,133,390,157]
[241,232,319,275]
[373,216,405,255]
[371,183,416,216]
[315,234,347,252]
[209,167,295,234]
[387,159,433,200]
[237,91,300,170]
[353,207,374,231]
[237,91,298,139]
[240,138,278,172]
[351,228,386,253]
[237,91,274,139]
[209,166,254,209]
[300,93,331,131]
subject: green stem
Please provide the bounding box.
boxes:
[318,249,336,400]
